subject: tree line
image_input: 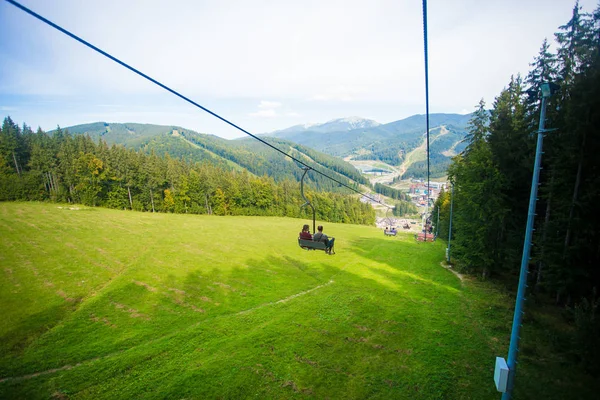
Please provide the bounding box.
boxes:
[433,1,599,374]
[352,144,406,165]
[373,182,411,201]
[392,200,417,217]
[0,121,375,225]
[179,132,370,193]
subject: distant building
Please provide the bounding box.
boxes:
[407,182,448,208]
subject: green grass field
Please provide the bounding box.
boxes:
[0,203,596,399]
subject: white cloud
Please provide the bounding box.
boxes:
[312,94,354,102]
[247,101,302,122]
[258,101,281,109]
[249,109,276,118]
[249,100,285,117]
[2,0,597,135]
[311,85,364,102]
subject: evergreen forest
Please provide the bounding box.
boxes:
[433,2,600,374]
[0,123,375,225]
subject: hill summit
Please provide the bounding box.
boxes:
[271,116,380,135]
[265,113,472,179]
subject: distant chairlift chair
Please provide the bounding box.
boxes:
[384,228,397,236]
[415,232,436,242]
[383,207,397,236]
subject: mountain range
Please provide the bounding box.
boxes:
[58,112,472,190]
[265,113,472,178]
[269,117,381,135]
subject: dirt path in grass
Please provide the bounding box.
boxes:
[0,354,112,384]
[237,280,334,315]
[440,262,465,284]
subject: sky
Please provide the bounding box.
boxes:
[0,0,597,139]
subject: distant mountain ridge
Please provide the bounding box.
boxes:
[270,116,380,135]
[266,113,472,178]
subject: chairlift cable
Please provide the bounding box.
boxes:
[4,0,392,209]
[422,0,431,224]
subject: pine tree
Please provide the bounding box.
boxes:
[523,39,562,291]
[448,100,506,278]
[555,1,594,90]
[463,99,489,153]
[0,117,24,176]
[487,76,532,272]
[27,128,57,199]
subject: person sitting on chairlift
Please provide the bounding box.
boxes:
[299,224,313,240]
[313,225,335,254]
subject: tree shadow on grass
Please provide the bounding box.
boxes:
[0,302,74,377]
[179,254,342,318]
[0,253,333,379]
[347,237,462,292]
[0,242,495,399]
[343,237,491,396]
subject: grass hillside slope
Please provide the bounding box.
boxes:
[0,203,595,399]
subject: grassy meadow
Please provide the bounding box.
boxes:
[0,202,595,399]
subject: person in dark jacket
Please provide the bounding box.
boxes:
[313,225,335,254]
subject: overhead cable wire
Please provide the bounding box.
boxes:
[5,0,392,208]
[422,0,431,224]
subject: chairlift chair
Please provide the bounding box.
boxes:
[297,167,335,254]
[415,232,436,242]
[383,207,397,236]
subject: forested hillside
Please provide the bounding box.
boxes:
[56,122,370,193]
[434,2,600,375]
[0,123,375,225]
[268,113,470,178]
[268,113,470,158]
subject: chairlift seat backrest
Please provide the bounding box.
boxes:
[298,238,328,250]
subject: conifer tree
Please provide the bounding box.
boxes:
[486,76,532,272]
[556,1,594,89]
[448,100,505,278]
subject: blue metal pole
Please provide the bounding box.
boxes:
[436,205,440,237]
[447,184,454,263]
[502,93,548,399]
